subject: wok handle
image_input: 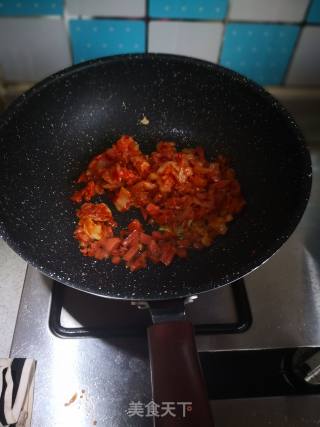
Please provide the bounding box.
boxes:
[147,320,214,426]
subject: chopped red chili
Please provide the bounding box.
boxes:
[72,135,245,271]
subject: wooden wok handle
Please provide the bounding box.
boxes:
[147,321,214,426]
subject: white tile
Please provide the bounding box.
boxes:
[148,21,224,63]
[286,26,320,85]
[228,0,309,22]
[0,18,71,82]
[0,240,26,357]
[66,0,146,17]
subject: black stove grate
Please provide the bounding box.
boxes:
[49,279,252,338]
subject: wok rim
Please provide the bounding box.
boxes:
[0,53,312,301]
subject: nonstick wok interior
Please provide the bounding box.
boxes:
[0,54,311,300]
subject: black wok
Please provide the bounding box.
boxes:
[0,54,311,426]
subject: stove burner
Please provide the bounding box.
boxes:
[49,280,252,338]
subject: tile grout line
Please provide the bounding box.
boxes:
[145,0,149,53]
[282,0,314,85]
[217,0,230,64]
[62,0,74,65]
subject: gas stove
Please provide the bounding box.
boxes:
[10,148,320,427]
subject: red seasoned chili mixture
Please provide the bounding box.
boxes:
[71,135,245,271]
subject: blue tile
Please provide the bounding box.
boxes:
[307,0,320,23]
[69,20,146,64]
[0,0,63,16]
[149,0,227,20]
[220,24,300,85]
